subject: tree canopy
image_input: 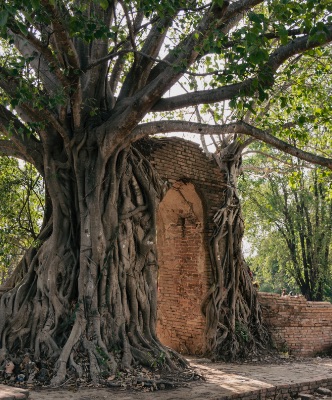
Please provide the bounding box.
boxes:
[0,0,332,163]
[0,159,44,283]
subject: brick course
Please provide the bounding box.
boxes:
[259,292,332,356]
[142,137,226,355]
[140,137,332,358]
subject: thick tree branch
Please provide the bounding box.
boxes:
[0,65,71,145]
[102,1,237,139]
[145,0,263,84]
[78,3,115,114]
[8,30,70,89]
[107,10,146,96]
[151,25,332,112]
[236,121,332,169]
[38,0,82,129]
[0,106,44,173]
[0,139,26,160]
[131,120,332,169]
[118,16,173,99]
[128,1,231,108]
[118,0,137,55]
[40,0,80,71]
[242,149,311,169]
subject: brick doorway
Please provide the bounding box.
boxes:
[156,182,208,355]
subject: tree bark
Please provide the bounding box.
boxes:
[0,141,186,385]
[202,141,269,360]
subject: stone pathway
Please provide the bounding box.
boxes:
[0,385,29,399]
[2,357,332,399]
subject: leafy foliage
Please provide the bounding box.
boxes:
[0,158,44,283]
[241,162,332,301]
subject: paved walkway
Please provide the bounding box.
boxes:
[2,357,332,399]
[0,385,28,399]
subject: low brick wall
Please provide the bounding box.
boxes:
[259,292,332,356]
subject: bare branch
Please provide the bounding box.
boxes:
[146,0,262,83]
[235,121,332,169]
[242,149,309,169]
[8,30,70,89]
[118,0,137,56]
[87,49,173,73]
[118,16,173,99]
[108,10,145,97]
[102,1,237,136]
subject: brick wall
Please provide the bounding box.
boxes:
[156,182,207,354]
[140,137,226,355]
[259,292,332,356]
[139,138,332,358]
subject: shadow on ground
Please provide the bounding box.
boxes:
[3,357,332,400]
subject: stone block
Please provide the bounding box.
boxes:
[316,386,332,395]
[298,393,315,400]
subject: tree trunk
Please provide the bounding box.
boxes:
[0,142,186,385]
[0,135,270,384]
[202,141,269,360]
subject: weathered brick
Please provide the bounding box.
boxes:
[259,292,332,356]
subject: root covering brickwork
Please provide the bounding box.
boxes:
[140,138,332,358]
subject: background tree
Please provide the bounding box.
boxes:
[0,158,44,283]
[0,0,332,385]
[241,161,332,301]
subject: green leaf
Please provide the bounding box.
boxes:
[280,97,287,108]
[277,25,288,45]
[213,0,224,8]
[99,0,109,10]
[16,21,28,36]
[298,115,306,126]
[249,49,268,64]
[0,10,8,27]
[31,0,40,9]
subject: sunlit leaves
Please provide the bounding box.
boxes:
[308,21,331,44]
[241,157,332,300]
[99,0,109,11]
[136,0,202,18]
[0,158,44,283]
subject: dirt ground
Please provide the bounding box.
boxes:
[23,357,332,400]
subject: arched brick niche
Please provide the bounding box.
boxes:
[136,137,227,355]
[156,181,207,355]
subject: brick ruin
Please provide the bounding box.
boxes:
[141,136,225,355]
[259,293,332,356]
[2,136,332,358]
[143,136,332,358]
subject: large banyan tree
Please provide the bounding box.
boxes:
[0,0,332,385]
